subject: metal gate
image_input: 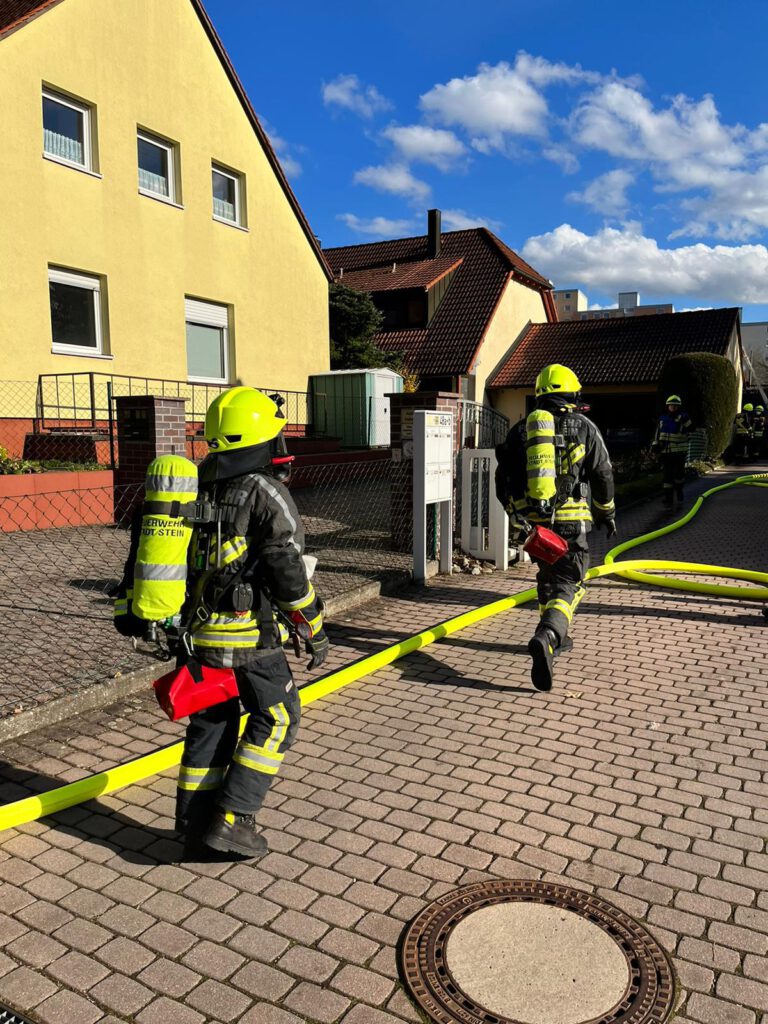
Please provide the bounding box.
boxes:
[459,448,508,570]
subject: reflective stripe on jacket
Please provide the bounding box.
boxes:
[187,472,323,668]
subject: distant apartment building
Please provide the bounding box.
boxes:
[554,290,674,321]
[552,289,587,319]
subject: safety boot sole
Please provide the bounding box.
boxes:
[528,634,555,692]
[203,819,268,860]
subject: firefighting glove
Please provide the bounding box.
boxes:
[305,628,330,670]
[113,590,146,638]
[597,517,617,538]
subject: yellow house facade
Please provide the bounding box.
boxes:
[0,0,330,421]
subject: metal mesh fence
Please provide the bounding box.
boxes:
[0,375,322,470]
[0,457,412,719]
[0,380,43,461]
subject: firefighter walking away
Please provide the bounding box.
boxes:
[115,387,328,859]
[496,365,615,692]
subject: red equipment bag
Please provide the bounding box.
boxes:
[523,524,569,565]
[153,659,239,721]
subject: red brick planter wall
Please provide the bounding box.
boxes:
[0,471,115,533]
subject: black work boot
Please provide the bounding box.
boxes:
[203,810,268,859]
[528,627,559,692]
[175,810,213,858]
[555,637,573,656]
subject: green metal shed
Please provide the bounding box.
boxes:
[309,369,403,447]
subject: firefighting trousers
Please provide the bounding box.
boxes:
[175,647,301,823]
[661,452,686,502]
[534,535,589,646]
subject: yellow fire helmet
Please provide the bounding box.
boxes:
[666,395,682,405]
[205,387,285,453]
[743,403,754,413]
[757,405,765,413]
[535,364,582,396]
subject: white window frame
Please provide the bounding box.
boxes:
[212,164,243,226]
[185,298,230,385]
[137,129,177,204]
[42,88,92,171]
[49,267,104,356]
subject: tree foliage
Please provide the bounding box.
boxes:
[329,283,400,371]
[657,352,739,457]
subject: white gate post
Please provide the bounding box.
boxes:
[459,448,508,571]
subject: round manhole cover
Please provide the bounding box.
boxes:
[399,880,675,1024]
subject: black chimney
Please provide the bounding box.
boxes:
[427,209,441,259]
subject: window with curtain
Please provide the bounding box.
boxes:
[138,131,176,201]
[43,90,91,169]
[212,165,242,225]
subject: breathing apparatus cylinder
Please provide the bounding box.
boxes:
[521,408,570,564]
[525,408,558,505]
[133,454,198,621]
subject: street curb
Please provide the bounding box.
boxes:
[0,563,438,745]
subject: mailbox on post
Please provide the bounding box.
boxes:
[412,410,454,583]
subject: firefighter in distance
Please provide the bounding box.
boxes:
[652,395,693,509]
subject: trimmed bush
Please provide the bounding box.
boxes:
[657,352,738,458]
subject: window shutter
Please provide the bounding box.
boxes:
[184,298,228,328]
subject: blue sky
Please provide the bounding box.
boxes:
[205,0,768,321]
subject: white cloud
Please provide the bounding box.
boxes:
[441,208,502,231]
[542,145,580,173]
[420,60,549,148]
[337,213,417,238]
[521,222,768,304]
[568,82,768,239]
[419,53,604,152]
[322,74,392,119]
[353,163,431,202]
[572,84,744,171]
[382,125,467,170]
[567,169,634,216]
[588,302,618,310]
[670,165,768,240]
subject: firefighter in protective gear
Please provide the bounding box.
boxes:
[180,387,328,859]
[116,387,328,860]
[495,364,615,692]
[733,404,753,463]
[751,405,765,458]
[651,396,693,508]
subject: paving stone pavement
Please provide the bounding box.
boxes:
[0,465,767,1024]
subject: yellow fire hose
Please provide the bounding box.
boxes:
[1,473,766,833]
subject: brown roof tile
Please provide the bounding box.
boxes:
[324,228,553,376]
[0,0,62,36]
[339,255,463,293]
[488,308,740,388]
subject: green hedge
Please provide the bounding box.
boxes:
[657,352,738,458]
